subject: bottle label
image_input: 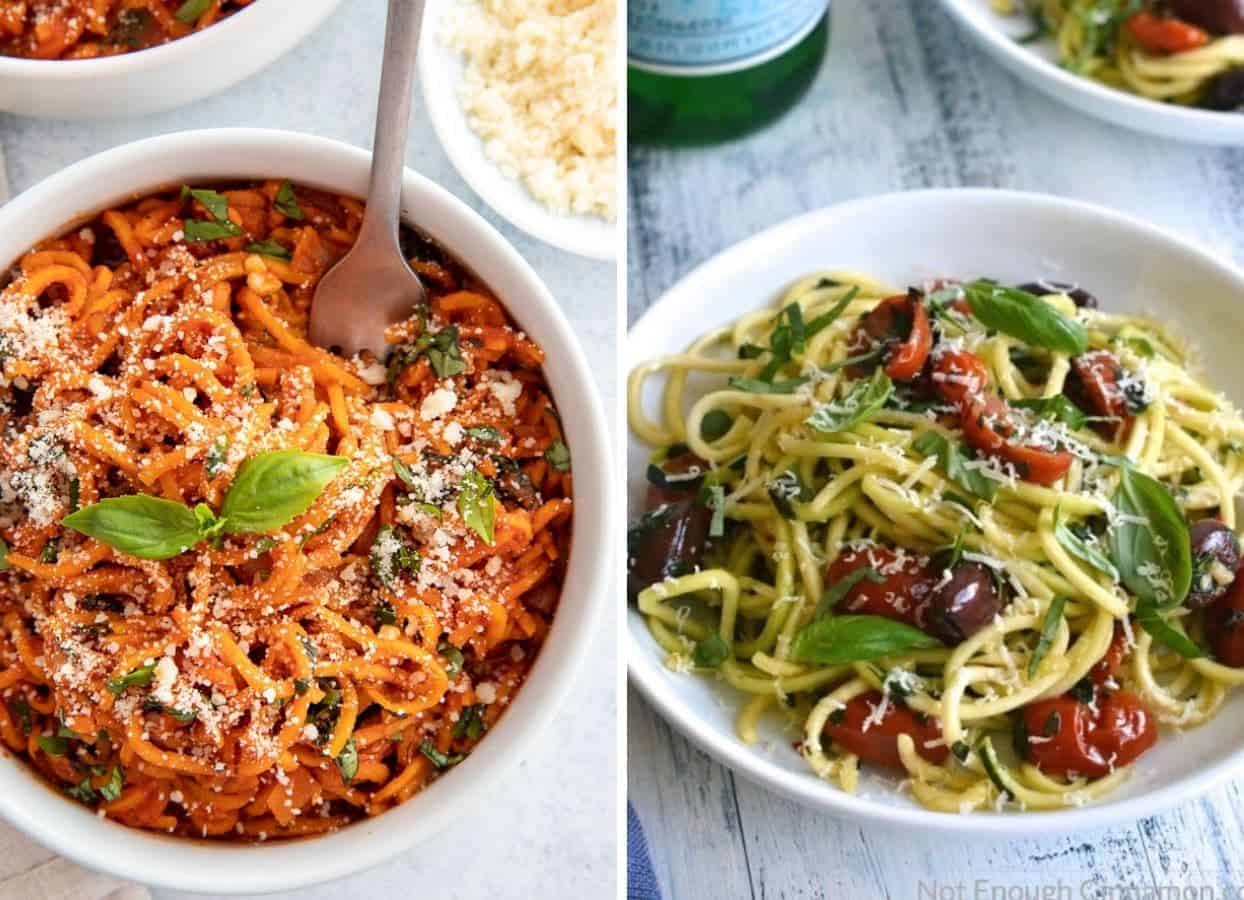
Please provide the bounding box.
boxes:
[629,0,827,76]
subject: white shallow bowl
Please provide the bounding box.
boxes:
[0,128,612,891]
[939,0,1244,145]
[0,0,343,118]
[628,189,1244,835]
[417,0,616,260]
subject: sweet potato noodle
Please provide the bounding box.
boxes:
[0,0,253,60]
[0,180,573,839]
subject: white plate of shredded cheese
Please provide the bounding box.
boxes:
[419,0,617,260]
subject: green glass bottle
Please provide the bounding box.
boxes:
[629,1,830,145]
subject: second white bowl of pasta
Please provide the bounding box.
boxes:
[628,188,1244,832]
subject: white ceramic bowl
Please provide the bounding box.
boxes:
[0,0,344,118]
[417,0,616,260]
[628,189,1244,834]
[938,0,1244,145]
[0,128,612,891]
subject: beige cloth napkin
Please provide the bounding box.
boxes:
[0,822,151,900]
[0,148,149,900]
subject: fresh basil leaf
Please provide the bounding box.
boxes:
[453,704,487,740]
[1136,602,1204,659]
[1029,596,1067,678]
[36,734,67,756]
[107,664,155,696]
[1109,466,1191,610]
[813,567,886,619]
[545,440,571,472]
[962,281,1088,356]
[806,369,892,435]
[910,431,999,501]
[457,471,495,545]
[419,740,464,770]
[181,186,230,222]
[1013,396,1088,431]
[63,496,204,561]
[791,615,941,664]
[245,240,291,260]
[99,767,124,802]
[700,410,733,442]
[728,376,809,394]
[174,0,211,23]
[467,426,503,444]
[693,632,729,668]
[183,218,242,242]
[274,180,305,220]
[220,450,348,535]
[1054,507,1119,582]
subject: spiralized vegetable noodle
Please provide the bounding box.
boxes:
[629,270,1244,813]
[0,180,572,839]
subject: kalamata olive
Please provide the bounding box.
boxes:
[1201,67,1244,111]
[1169,0,1244,36]
[1187,519,1241,608]
[1017,280,1098,309]
[925,562,1001,643]
[626,499,712,601]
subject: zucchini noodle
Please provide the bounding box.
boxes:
[629,270,1244,814]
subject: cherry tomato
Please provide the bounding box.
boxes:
[827,546,935,629]
[931,349,989,407]
[1020,690,1156,779]
[1127,11,1210,53]
[822,691,948,769]
[961,395,1074,486]
[852,293,933,382]
[1068,350,1133,442]
[1206,562,1244,666]
[1090,621,1129,685]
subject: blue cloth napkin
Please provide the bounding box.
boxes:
[627,803,661,900]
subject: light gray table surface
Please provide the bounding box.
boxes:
[628,1,1244,898]
[0,2,617,898]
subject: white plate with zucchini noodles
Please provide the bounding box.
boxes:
[938,0,1244,145]
[627,190,1244,832]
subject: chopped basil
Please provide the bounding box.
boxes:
[812,567,885,619]
[107,664,155,696]
[39,538,59,564]
[439,643,464,678]
[274,181,305,221]
[767,469,813,519]
[245,240,291,260]
[7,699,31,734]
[705,484,726,538]
[700,410,733,442]
[1013,395,1088,431]
[336,737,359,783]
[369,524,420,590]
[1137,602,1204,659]
[205,435,229,479]
[375,599,398,627]
[0,537,9,572]
[143,697,197,723]
[693,632,729,668]
[99,767,124,802]
[910,431,999,502]
[545,440,571,472]
[387,323,466,382]
[951,740,971,763]
[1028,595,1067,678]
[1053,507,1118,582]
[392,456,419,492]
[174,0,211,23]
[804,287,858,338]
[467,426,503,444]
[419,740,464,770]
[457,471,496,545]
[68,477,80,514]
[108,8,151,47]
[66,777,98,805]
[806,369,892,436]
[36,734,67,756]
[452,704,487,740]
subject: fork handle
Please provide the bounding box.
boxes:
[359,0,426,250]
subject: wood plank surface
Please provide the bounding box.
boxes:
[628,0,1244,897]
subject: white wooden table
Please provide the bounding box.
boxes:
[628,1,1244,897]
[0,2,616,897]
